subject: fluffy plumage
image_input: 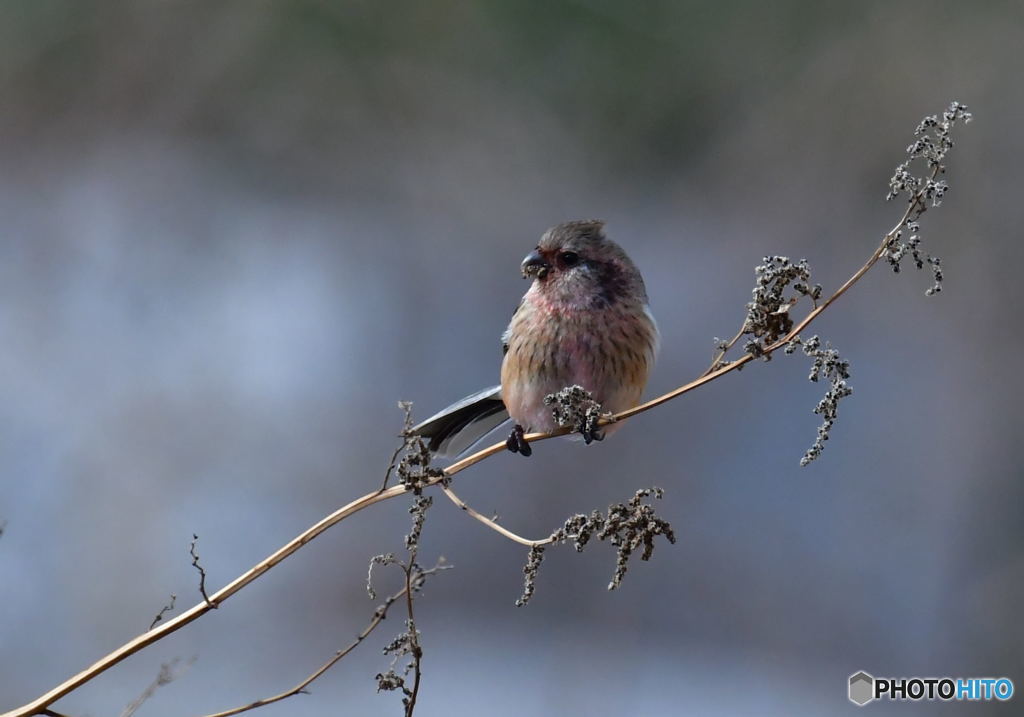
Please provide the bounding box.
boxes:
[413,220,659,455]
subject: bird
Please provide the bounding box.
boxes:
[412,220,659,457]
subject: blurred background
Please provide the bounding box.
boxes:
[1,1,1021,715]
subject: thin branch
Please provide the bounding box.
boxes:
[379,440,405,493]
[3,486,408,717]
[440,485,553,548]
[190,535,214,608]
[402,567,421,717]
[148,594,176,631]
[1,155,948,717]
[703,325,745,376]
[203,586,409,717]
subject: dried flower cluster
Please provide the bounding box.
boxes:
[365,555,449,713]
[396,437,445,494]
[516,488,676,605]
[544,384,606,443]
[404,495,432,551]
[741,256,822,360]
[885,101,972,295]
[514,546,546,607]
[785,335,853,465]
[718,255,854,465]
[375,616,421,706]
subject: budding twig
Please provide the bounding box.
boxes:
[147,594,176,631]
[189,535,214,608]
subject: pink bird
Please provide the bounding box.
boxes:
[413,220,659,457]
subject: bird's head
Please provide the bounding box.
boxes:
[520,220,648,309]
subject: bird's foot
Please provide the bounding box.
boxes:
[579,408,610,444]
[581,424,605,445]
[506,424,532,457]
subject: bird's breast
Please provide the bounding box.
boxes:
[500,301,657,433]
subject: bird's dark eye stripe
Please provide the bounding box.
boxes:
[559,251,580,266]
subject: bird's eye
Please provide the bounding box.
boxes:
[558,251,580,267]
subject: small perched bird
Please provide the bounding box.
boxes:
[413,220,659,457]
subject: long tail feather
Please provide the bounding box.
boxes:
[411,385,509,456]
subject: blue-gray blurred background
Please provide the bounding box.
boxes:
[1,2,1021,715]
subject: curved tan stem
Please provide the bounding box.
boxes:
[440,485,554,547]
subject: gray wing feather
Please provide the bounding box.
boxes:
[411,385,509,456]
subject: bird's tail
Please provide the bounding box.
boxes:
[410,385,509,456]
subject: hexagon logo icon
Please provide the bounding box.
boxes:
[849,671,874,706]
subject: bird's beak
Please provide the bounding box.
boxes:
[521,249,551,279]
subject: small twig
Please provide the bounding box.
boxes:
[148,594,176,631]
[379,441,405,494]
[704,326,745,375]
[189,535,214,608]
[440,485,553,548]
[380,401,418,493]
[399,494,429,717]
[203,588,405,717]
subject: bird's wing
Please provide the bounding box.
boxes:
[502,299,525,355]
